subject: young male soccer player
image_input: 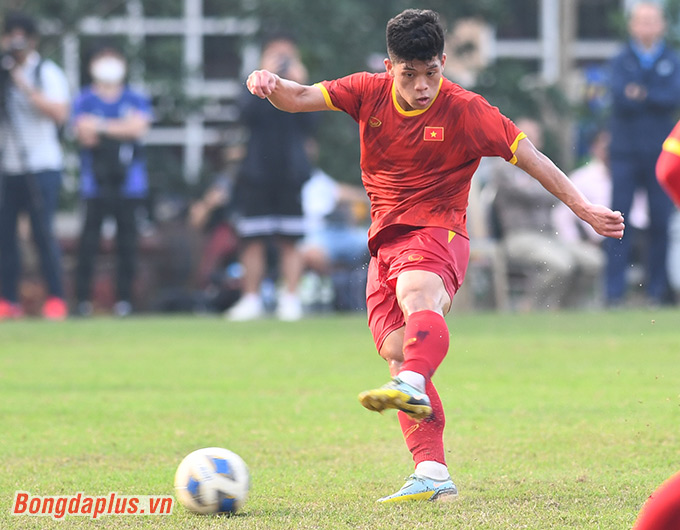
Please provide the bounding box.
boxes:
[246,9,625,502]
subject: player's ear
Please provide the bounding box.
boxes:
[384,57,394,77]
[440,53,447,70]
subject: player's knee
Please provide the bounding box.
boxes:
[379,329,404,375]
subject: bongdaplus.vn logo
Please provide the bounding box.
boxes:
[12,491,174,519]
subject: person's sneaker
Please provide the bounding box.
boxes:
[377,474,458,503]
[74,301,93,317]
[42,297,68,321]
[225,294,265,321]
[0,299,24,320]
[276,292,303,321]
[358,377,432,420]
[113,300,133,317]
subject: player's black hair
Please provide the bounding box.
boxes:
[386,9,445,63]
[3,11,38,37]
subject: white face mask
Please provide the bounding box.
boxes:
[91,57,126,84]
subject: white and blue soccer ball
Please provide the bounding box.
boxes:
[174,447,250,515]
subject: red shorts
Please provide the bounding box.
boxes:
[366,227,470,350]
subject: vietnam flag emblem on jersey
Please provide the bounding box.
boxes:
[424,126,444,141]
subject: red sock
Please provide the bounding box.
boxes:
[401,310,450,379]
[398,380,446,465]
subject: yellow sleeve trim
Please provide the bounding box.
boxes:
[313,83,341,111]
[507,132,527,165]
[663,137,680,157]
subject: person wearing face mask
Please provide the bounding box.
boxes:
[0,12,71,320]
[72,45,151,317]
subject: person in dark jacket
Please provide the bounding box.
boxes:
[226,34,317,321]
[606,1,680,306]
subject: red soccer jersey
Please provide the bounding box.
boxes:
[657,120,680,207]
[316,72,524,253]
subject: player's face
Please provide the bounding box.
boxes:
[385,54,446,112]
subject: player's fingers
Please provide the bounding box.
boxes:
[246,71,269,98]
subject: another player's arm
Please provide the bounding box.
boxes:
[246,69,328,113]
[513,137,625,239]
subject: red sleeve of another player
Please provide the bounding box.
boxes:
[656,120,680,207]
[315,73,368,122]
[463,96,523,162]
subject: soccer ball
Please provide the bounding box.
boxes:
[174,447,250,515]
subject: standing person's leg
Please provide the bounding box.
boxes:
[75,198,106,312]
[239,238,266,296]
[0,174,25,313]
[605,158,637,305]
[359,228,469,502]
[26,171,67,319]
[113,197,140,315]
[225,237,267,320]
[273,178,306,321]
[226,179,272,321]
[644,155,674,304]
[276,236,304,321]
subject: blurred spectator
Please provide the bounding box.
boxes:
[491,118,604,310]
[553,130,648,307]
[188,145,243,313]
[0,12,70,320]
[226,34,317,321]
[299,147,370,312]
[605,1,680,307]
[72,45,152,317]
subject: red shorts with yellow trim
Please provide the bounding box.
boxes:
[366,226,470,351]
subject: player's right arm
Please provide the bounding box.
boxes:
[246,69,328,113]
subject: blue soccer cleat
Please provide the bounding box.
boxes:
[358,377,432,420]
[377,474,458,503]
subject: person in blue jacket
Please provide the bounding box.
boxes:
[72,45,152,317]
[606,1,680,306]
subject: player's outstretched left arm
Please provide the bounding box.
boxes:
[514,137,625,239]
[246,69,328,113]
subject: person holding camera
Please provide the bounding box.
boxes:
[0,12,70,320]
[226,34,317,321]
[72,45,151,317]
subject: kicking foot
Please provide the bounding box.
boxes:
[358,377,432,420]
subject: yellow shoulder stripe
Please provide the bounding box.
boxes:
[508,132,527,165]
[663,136,680,157]
[313,83,341,111]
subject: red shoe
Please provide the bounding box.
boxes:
[42,297,68,321]
[0,299,24,320]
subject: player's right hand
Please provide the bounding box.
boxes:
[246,70,279,99]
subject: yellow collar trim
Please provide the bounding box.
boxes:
[663,136,680,157]
[392,77,443,116]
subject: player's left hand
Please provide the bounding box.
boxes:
[583,204,625,239]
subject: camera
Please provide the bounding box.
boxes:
[275,56,292,77]
[0,52,17,116]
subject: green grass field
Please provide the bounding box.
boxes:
[1,309,679,529]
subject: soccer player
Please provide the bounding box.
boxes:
[657,120,680,207]
[246,9,625,502]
